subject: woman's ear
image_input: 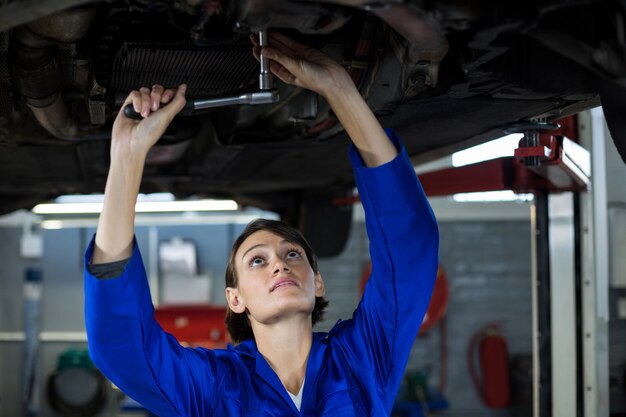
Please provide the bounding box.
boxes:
[314,273,325,297]
[225,287,246,314]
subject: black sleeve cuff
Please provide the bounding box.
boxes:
[87,258,131,279]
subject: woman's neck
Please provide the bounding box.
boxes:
[252,315,313,395]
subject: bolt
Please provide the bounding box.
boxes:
[522,130,540,167]
[410,72,430,88]
[405,72,430,97]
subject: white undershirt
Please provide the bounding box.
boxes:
[287,378,305,411]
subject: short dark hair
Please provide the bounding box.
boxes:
[224,219,329,343]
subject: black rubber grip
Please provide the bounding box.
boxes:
[123,102,193,119]
[123,104,143,120]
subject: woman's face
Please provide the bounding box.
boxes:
[225,230,325,326]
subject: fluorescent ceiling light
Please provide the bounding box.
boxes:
[39,211,279,229]
[452,134,523,167]
[32,199,238,215]
[135,200,238,212]
[40,220,64,230]
[54,193,175,203]
[452,191,534,202]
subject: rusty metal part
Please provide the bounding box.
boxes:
[12,48,60,108]
[372,4,448,63]
[0,0,100,33]
[372,3,448,97]
[26,6,98,43]
[10,7,97,140]
[12,26,63,106]
[235,0,352,34]
[27,92,78,138]
[235,1,447,98]
[300,1,449,65]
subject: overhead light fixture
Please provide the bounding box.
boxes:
[40,220,64,230]
[32,197,238,215]
[452,134,523,167]
[53,193,177,204]
[452,191,534,202]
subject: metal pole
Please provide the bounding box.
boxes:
[577,108,611,417]
[530,200,540,417]
[258,30,272,91]
[532,191,552,416]
[574,192,584,417]
[548,192,577,415]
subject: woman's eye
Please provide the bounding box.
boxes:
[287,250,302,259]
[250,257,265,267]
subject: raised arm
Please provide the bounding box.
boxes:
[92,84,186,263]
[257,33,439,408]
[86,86,226,417]
[252,32,396,167]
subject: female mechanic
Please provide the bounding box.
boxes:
[84,32,439,416]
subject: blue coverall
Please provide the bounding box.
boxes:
[84,130,439,416]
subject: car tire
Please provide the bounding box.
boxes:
[282,190,353,258]
[47,367,107,417]
[599,80,626,164]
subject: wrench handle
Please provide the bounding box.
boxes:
[123,101,194,120]
[123,90,280,118]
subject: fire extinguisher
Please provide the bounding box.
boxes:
[467,324,511,408]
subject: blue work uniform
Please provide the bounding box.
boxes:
[84,130,439,416]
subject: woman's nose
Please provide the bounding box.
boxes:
[273,259,291,274]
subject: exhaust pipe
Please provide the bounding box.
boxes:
[11,6,97,139]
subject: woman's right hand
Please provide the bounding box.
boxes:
[111,84,187,163]
[93,84,186,264]
[251,32,355,101]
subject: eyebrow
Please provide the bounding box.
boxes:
[240,239,291,262]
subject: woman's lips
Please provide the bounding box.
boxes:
[271,279,297,292]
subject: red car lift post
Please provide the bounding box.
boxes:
[415,117,590,417]
[333,116,590,415]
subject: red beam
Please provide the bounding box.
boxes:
[419,159,514,196]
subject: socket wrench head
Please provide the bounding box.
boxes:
[259,73,272,90]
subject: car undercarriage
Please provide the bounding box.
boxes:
[0,0,625,254]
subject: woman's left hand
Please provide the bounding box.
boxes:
[253,31,397,167]
[251,32,355,100]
